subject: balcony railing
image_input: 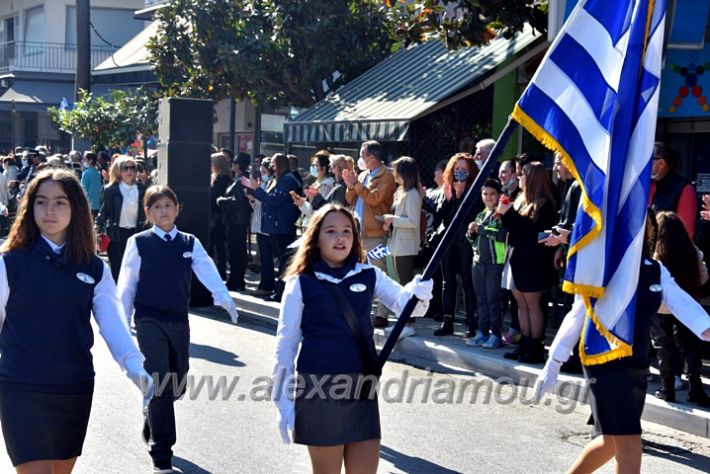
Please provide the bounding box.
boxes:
[0,41,118,74]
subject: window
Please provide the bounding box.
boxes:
[24,6,44,44]
[65,7,144,47]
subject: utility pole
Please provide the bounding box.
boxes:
[75,0,91,101]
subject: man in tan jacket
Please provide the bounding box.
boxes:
[343,140,397,327]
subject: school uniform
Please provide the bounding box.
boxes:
[549,259,710,436]
[272,258,429,446]
[0,236,144,466]
[117,225,233,467]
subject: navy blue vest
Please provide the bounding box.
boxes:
[134,230,195,322]
[603,260,662,369]
[0,240,104,385]
[297,267,378,374]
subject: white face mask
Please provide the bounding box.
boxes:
[357,157,367,170]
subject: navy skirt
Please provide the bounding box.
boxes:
[294,373,380,446]
[0,382,93,466]
[583,365,647,436]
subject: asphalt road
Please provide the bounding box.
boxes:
[1,307,708,473]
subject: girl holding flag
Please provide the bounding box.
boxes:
[534,211,710,473]
[272,204,432,473]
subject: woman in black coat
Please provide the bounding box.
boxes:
[209,153,232,279]
[96,156,146,281]
[498,161,556,363]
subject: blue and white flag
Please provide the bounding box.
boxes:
[367,243,390,261]
[512,0,666,365]
[59,97,69,112]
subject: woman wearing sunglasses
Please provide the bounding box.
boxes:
[96,155,146,281]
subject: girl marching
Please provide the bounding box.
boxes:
[0,169,151,473]
[117,185,238,474]
[272,204,432,474]
[534,212,710,473]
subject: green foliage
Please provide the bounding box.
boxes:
[147,0,397,107]
[48,87,159,151]
[383,0,548,50]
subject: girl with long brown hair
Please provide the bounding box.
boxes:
[273,204,432,474]
[652,211,710,405]
[0,169,151,473]
[497,161,557,363]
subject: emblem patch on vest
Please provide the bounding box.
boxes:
[349,283,366,293]
[76,272,95,284]
[649,284,662,292]
[183,252,192,258]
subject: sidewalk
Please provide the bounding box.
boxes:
[226,270,710,439]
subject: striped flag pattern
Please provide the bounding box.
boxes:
[512,0,667,364]
[367,243,390,261]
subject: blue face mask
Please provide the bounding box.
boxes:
[453,169,469,182]
[261,174,269,182]
[310,165,318,177]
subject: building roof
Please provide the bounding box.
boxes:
[93,21,159,75]
[285,25,541,143]
[0,79,74,111]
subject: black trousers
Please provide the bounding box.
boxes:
[226,224,248,287]
[270,234,295,298]
[651,313,703,380]
[136,318,190,465]
[442,238,476,327]
[107,227,137,282]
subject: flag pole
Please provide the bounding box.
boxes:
[376,116,519,370]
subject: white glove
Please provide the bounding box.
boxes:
[532,358,562,401]
[125,356,154,407]
[214,292,239,324]
[404,275,433,317]
[278,407,295,444]
[221,300,239,324]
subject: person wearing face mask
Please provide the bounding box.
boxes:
[432,152,480,337]
[80,152,102,218]
[648,142,697,238]
[498,160,520,200]
[292,151,335,224]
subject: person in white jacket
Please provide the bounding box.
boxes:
[272,204,432,474]
[534,214,710,474]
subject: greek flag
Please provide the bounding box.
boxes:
[367,243,390,261]
[512,0,666,365]
[59,97,69,111]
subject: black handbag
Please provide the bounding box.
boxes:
[319,280,380,399]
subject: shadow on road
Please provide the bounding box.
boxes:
[380,444,461,473]
[172,455,211,473]
[190,342,245,367]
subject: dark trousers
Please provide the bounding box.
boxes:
[270,234,296,298]
[442,238,476,327]
[651,313,703,380]
[472,262,503,336]
[136,318,190,465]
[424,263,444,318]
[393,255,416,323]
[226,224,248,287]
[257,233,275,292]
[107,227,136,282]
[502,289,520,331]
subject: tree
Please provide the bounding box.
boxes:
[147,0,397,107]
[48,87,159,151]
[384,0,548,50]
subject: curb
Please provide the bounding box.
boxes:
[228,290,710,439]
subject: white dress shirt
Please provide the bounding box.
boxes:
[0,236,144,371]
[118,181,139,228]
[272,262,429,418]
[117,225,232,324]
[549,260,710,363]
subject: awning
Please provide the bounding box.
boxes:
[93,21,158,75]
[285,25,543,144]
[0,80,74,111]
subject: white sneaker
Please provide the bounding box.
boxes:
[465,331,488,347]
[384,325,416,339]
[400,325,415,338]
[482,334,502,349]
